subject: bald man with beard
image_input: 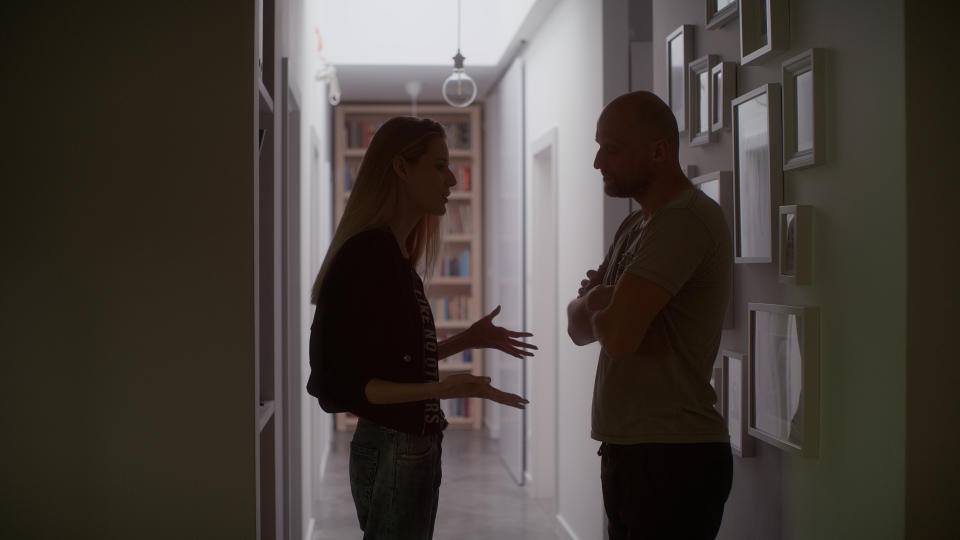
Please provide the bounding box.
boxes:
[566,91,734,539]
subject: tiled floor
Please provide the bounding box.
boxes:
[313,427,566,540]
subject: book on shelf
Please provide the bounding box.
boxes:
[343,161,359,191]
[441,121,471,150]
[435,342,473,366]
[439,248,470,277]
[431,294,473,321]
[439,397,470,418]
[345,119,384,149]
[442,203,472,235]
[450,165,471,192]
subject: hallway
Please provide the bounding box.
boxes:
[313,428,565,540]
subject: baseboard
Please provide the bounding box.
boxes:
[556,513,581,540]
[304,518,316,540]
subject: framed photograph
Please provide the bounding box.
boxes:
[692,170,735,329]
[710,355,726,417]
[782,48,825,170]
[711,61,737,132]
[731,83,783,263]
[688,55,719,146]
[666,25,694,133]
[706,0,739,30]
[778,205,812,285]
[747,303,820,457]
[721,350,755,457]
[739,0,789,65]
[692,170,733,224]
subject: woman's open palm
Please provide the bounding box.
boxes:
[466,305,538,359]
[438,373,528,409]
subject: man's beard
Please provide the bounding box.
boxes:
[603,174,649,198]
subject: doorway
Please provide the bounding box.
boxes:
[526,127,559,510]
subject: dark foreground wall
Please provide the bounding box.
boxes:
[1,3,257,538]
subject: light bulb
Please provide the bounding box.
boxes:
[442,69,477,108]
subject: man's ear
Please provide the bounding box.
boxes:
[650,138,669,164]
[392,155,408,179]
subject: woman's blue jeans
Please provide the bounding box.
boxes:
[350,417,444,539]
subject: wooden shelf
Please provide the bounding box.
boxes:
[439,361,473,372]
[334,103,483,431]
[443,233,473,243]
[435,319,471,329]
[446,417,476,428]
[336,412,475,429]
[429,277,472,286]
[343,148,474,158]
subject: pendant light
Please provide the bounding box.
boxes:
[441,0,477,108]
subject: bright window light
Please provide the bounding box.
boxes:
[316,0,536,66]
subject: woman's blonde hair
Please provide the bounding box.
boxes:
[310,116,446,304]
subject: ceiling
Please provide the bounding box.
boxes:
[314,0,557,103]
[334,64,501,104]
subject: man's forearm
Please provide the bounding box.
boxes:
[567,295,598,346]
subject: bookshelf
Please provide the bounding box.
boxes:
[333,103,484,431]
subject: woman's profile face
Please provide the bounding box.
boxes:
[402,136,457,216]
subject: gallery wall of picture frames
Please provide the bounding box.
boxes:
[662,1,828,460]
[732,83,782,264]
[692,170,735,329]
[689,54,720,146]
[747,303,820,458]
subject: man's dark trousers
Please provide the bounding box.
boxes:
[600,441,733,539]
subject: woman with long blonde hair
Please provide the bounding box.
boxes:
[307,116,536,539]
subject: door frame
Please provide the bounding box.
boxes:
[526,126,559,504]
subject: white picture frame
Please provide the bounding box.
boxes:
[689,55,720,146]
[721,350,755,458]
[739,0,789,66]
[778,204,812,285]
[666,25,694,133]
[706,0,739,30]
[711,61,737,132]
[747,303,820,458]
[731,83,783,264]
[692,170,735,329]
[782,48,825,170]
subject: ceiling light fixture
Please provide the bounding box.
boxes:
[441,0,477,108]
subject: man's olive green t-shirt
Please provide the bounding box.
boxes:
[591,188,732,444]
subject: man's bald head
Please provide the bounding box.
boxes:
[600,91,680,159]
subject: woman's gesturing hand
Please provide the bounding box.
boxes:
[436,374,529,409]
[465,305,538,359]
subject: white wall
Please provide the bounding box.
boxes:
[482,58,526,482]
[299,1,335,538]
[520,0,606,538]
[649,1,907,538]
